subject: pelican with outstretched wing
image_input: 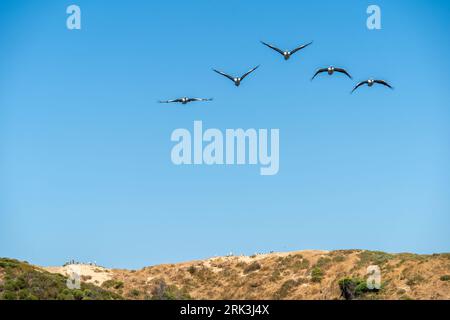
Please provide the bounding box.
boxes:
[351,79,393,93]
[158,97,213,104]
[261,41,313,60]
[212,65,259,87]
[311,66,352,80]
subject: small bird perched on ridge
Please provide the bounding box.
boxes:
[158,97,213,104]
[351,79,393,93]
[212,65,259,87]
[311,66,352,80]
[260,41,313,60]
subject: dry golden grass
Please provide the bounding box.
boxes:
[44,250,450,300]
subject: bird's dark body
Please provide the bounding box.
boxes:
[212,66,259,87]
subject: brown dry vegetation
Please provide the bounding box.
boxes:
[92,250,450,300]
[3,250,446,300]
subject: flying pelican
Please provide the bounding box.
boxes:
[212,65,259,87]
[311,66,352,80]
[351,79,393,93]
[158,97,213,104]
[261,41,313,60]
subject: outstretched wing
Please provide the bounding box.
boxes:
[213,69,235,82]
[374,80,393,89]
[351,81,369,93]
[311,68,328,81]
[260,41,285,56]
[159,99,181,103]
[187,98,213,102]
[290,41,313,55]
[334,68,353,79]
[240,65,259,81]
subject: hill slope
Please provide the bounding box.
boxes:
[2,250,450,300]
[0,258,122,300]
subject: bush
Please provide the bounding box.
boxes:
[72,289,84,300]
[129,289,140,297]
[2,291,18,300]
[81,275,92,282]
[102,280,124,290]
[273,279,298,300]
[333,255,346,263]
[292,258,310,271]
[270,270,281,282]
[406,275,425,286]
[150,279,190,300]
[315,257,331,269]
[357,251,393,267]
[0,258,20,269]
[187,266,196,274]
[338,277,378,300]
[440,275,450,281]
[310,267,324,283]
[243,262,261,274]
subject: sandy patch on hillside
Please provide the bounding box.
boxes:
[44,265,112,286]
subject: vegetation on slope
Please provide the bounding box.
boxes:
[0,258,122,300]
[2,250,450,300]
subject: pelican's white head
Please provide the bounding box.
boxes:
[368,79,375,86]
[328,66,334,74]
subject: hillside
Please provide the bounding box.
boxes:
[2,250,450,300]
[0,258,122,300]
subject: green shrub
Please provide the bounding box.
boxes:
[310,267,324,283]
[440,275,450,281]
[270,270,281,282]
[2,291,18,300]
[333,255,346,263]
[357,251,393,267]
[72,289,84,300]
[292,258,310,271]
[150,279,190,300]
[406,275,425,286]
[315,257,331,269]
[102,280,124,290]
[273,280,298,299]
[129,289,140,297]
[338,277,379,300]
[0,258,20,269]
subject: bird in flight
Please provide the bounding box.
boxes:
[158,97,213,104]
[311,66,352,80]
[212,65,259,87]
[261,41,313,60]
[351,79,393,93]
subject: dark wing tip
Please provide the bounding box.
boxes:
[311,68,326,81]
[375,80,394,89]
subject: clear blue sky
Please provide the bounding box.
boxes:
[1,0,449,269]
